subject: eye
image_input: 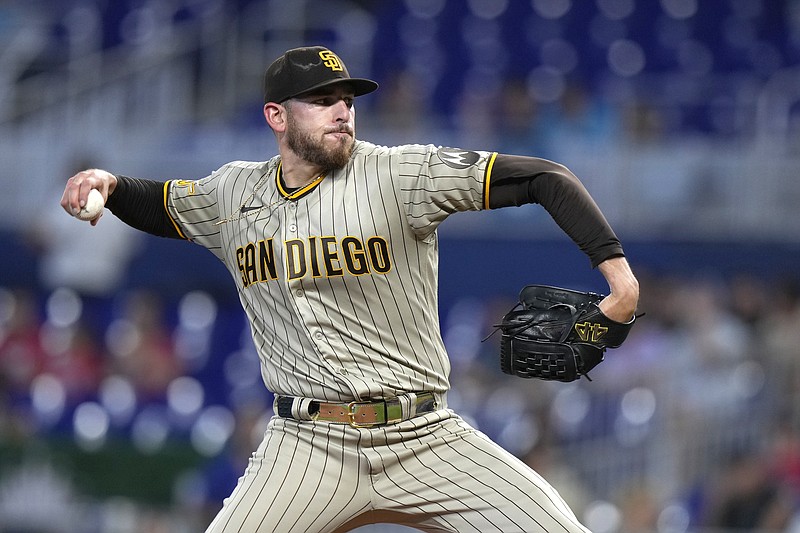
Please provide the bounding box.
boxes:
[306,94,354,107]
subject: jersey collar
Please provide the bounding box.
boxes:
[276,161,326,200]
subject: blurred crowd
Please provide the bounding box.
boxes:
[441,269,800,533]
[0,283,269,532]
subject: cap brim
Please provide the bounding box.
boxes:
[285,78,379,102]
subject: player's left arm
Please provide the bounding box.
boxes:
[487,154,639,321]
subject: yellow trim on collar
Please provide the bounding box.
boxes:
[275,161,326,199]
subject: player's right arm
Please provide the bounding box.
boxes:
[61,169,183,238]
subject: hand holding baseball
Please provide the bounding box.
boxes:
[75,188,105,221]
[61,169,117,225]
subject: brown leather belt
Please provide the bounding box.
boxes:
[275,392,439,428]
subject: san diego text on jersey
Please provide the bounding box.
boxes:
[235,234,392,287]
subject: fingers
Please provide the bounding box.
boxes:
[60,169,115,218]
[61,170,89,216]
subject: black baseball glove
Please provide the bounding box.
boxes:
[493,285,637,382]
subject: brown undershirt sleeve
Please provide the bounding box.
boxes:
[486,154,624,268]
[105,175,184,239]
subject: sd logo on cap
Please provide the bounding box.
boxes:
[263,46,378,104]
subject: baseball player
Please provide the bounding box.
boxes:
[61,46,639,532]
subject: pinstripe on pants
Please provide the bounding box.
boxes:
[206,410,590,533]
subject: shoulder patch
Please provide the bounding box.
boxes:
[437,147,480,169]
[173,179,196,195]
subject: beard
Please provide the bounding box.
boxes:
[285,111,354,171]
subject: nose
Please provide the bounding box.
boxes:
[332,98,352,122]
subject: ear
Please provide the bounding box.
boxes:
[264,103,286,132]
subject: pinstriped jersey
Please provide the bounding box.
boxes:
[166,140,494,402]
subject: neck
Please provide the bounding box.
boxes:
[279,150,324,189]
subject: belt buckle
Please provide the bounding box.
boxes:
[348,401,378,428]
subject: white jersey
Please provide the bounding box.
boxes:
[166,140,495,402]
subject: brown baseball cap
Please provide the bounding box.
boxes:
[263,46,379,104]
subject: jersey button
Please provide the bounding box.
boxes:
[295,289,304,298]
[288,224,297,232]
[314,332,324,340]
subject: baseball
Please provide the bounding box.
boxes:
[76,188,105,221]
